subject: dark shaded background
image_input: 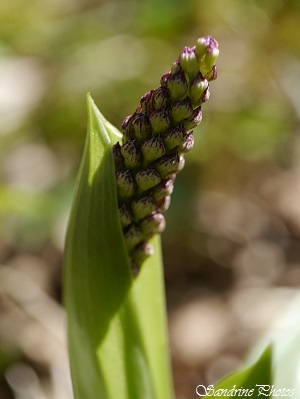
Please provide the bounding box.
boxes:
[1,0,300,398]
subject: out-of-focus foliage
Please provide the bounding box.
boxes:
[1,1,300,398]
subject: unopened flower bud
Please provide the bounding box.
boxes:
[153,87,170,110]
[167,69,188,102]
[132,241,154,266]
[171,60,181,74]
[139,212,166,237]
[135,168,161,192]
[205,65,218,81]
[149,108,171,134]
[116,170,135,199]
[182,107,202,130]
[121,139,142,169]
[163,126,187,151]
[170,97,193,124]
[141,135,166,163]
[132,196,157,221]
[112,142,124,171]
[189,73,209,107]
[151,179,174,202]
[155,153,185,178]
[160,71,171,87]
[131,113,152,143]
[178,132,194,153]
[121,115,135,142]
[179,47,199,81]
[124,224,143,251]
[140,90,154,115]
[118,203,132,229]
[158,195,171,212]
[195,36,219,80]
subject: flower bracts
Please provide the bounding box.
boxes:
[113,36,219,274]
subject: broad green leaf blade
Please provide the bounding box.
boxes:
[202,346,272,397]
[64,94,174,399]
[248,291,300,395]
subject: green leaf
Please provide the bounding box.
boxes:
[248,292,300,395]
[199,346,272,397]
[64,94,174,399]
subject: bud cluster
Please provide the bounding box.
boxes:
[113,36,219,274]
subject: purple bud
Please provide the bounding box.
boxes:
[131,112,152,143]
[179,47,199,81]
[153,87,170,110]
[118,203,132,228]
[135,168,161,192]
[124,224,143,251]
[141,135,166,163]
[155,153,185,178]
[178,132,194,153]
[160,71,171,87]
[195,36,219,80]
[201,86,210,103]
[139,212,166,237]
[132,196,157,221]
[171,60,181,74]
[121,114,135,142]
[206,65,218,81]
[163,126,186,151]
[140,90,154,116]
[115,170,135,199]
[158,195,171,212]
[132,241,154,266]
[112,142,124,171]
[151,178,174,202]
[121,139,142,169]
[182,106,202,130]
[170,97,193,124]
[189,73,209,107]
[167,70,188,102]
[149,108,171,134]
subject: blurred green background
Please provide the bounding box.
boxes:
[1,0,300,398]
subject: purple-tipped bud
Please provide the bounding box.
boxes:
[158,195,171,212]
[160,71,171,87]
[139,212,166,237]
[132,196,157,221]
[179,47,199,81]
[135,168,161,192]
[155,153,185,178]
[116,170,135,199]
[171,60,181,74]
[124,224,143,251]
[170,97,193,124]
[140,90,154,116]
[182,106,202,130]
[151,178,174,202]
[132,241,154,265]
[163,126,187,151]
[167,70,188,102]
[112,142,124,171]
[121,139,142,169]
[195,36,219,80]
[206,65,218,81]
[201,86,210,103]
[189,73,209,107]
[149,108,171,134]
[141,135,166,163]
[153,87,170,110]
[178,132,194,153]
[121,115,135,142]
[118,203,133,228]
[131,113,152,143]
